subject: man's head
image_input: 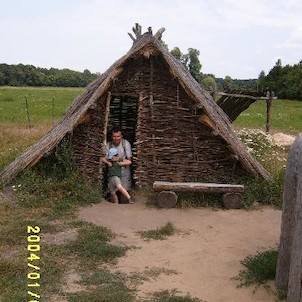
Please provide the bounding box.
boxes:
[111,127,123,146]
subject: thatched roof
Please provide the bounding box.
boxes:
[0,25,270,184]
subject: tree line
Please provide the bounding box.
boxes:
[258,59,302,101]
[170,47,302,101]
[0,64,98,87]
[170,47,257,94]
[0,56,257,93]
[1,52,301,101]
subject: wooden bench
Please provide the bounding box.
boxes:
[153,181,245,209]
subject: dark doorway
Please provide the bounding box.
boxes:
[102,95,138,197]
[107,95,138,148]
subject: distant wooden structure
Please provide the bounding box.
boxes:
[276,134,302,301]
[217,89,277,133]
[217,91,259,122]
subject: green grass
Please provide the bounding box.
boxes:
[0,86,83,169]
[66,221,128,262]
[0,257,27,302]
[233,249,278,288]
[234,99,302,134]
[0,86,83,125]
[143,290,204,302]
[231,248,288,301]
[231,248,287,300]
[138,222,176,240]
[66,284,136,302]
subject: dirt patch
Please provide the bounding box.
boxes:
[78,198,281,302]
[272,132,296,146]
[42,228,78,245]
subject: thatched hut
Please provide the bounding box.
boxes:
[0,24,270,187]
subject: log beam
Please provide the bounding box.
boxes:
[153,181,244,193]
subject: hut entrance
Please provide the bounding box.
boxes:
[103,95,138,195]
[107,95,138,147]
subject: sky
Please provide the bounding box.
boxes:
[0,0,301,79]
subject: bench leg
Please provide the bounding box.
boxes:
[157,191,178,208]
[223,193,243,209]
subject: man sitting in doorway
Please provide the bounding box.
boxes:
[101,127,132,202]
[106,147,133,204]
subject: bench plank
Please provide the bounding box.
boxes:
[153,181,244,193]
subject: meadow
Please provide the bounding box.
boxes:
[0,86,83,124]
[0,86,301,301]
[234,99,302,134]
[0,86,83,170]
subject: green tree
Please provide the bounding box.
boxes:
[170,47,203,83]
[0,71,5,85]
[170,47,182,60]
[201,75,217,93]
[261,59,302,100]
[223,75,235,91]
[184,48,203,82]
[258,70,266,92]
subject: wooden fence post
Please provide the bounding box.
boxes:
[265,90,273,133]
[25,96,32,128]
[275,133,302,301]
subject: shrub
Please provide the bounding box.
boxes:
[138,222,176,240]
[233,248,278,289]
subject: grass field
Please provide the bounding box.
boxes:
[0,86,83,125]
[234,99,302,134]
[0,87,83,170]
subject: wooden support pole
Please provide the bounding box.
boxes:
[265,94,273,133]
[276,134,302,301]
[102,92,111,155]
[52,96,55,125]
[25,96,32,128]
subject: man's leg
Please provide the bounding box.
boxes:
[110,191,119,203]
[116,184,130,199]
[119,168,132,203]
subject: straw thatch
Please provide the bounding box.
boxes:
[0,24,270,186]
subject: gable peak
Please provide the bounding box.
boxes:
[128,23,165,44]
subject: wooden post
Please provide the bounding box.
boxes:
[265,90,273,133]
[25,96,32,128]
[52,96,55,125]
[276,134,302,301]
[102,92,111,155]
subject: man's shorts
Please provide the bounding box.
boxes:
[108,176,121,192]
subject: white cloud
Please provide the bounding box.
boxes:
[281,27,302,48]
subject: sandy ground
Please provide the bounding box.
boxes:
[79,196,282,302]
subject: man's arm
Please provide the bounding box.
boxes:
[124,140,132,159]
[101,142,111,166]
[118,158,131,167]
[101,157,112,167]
